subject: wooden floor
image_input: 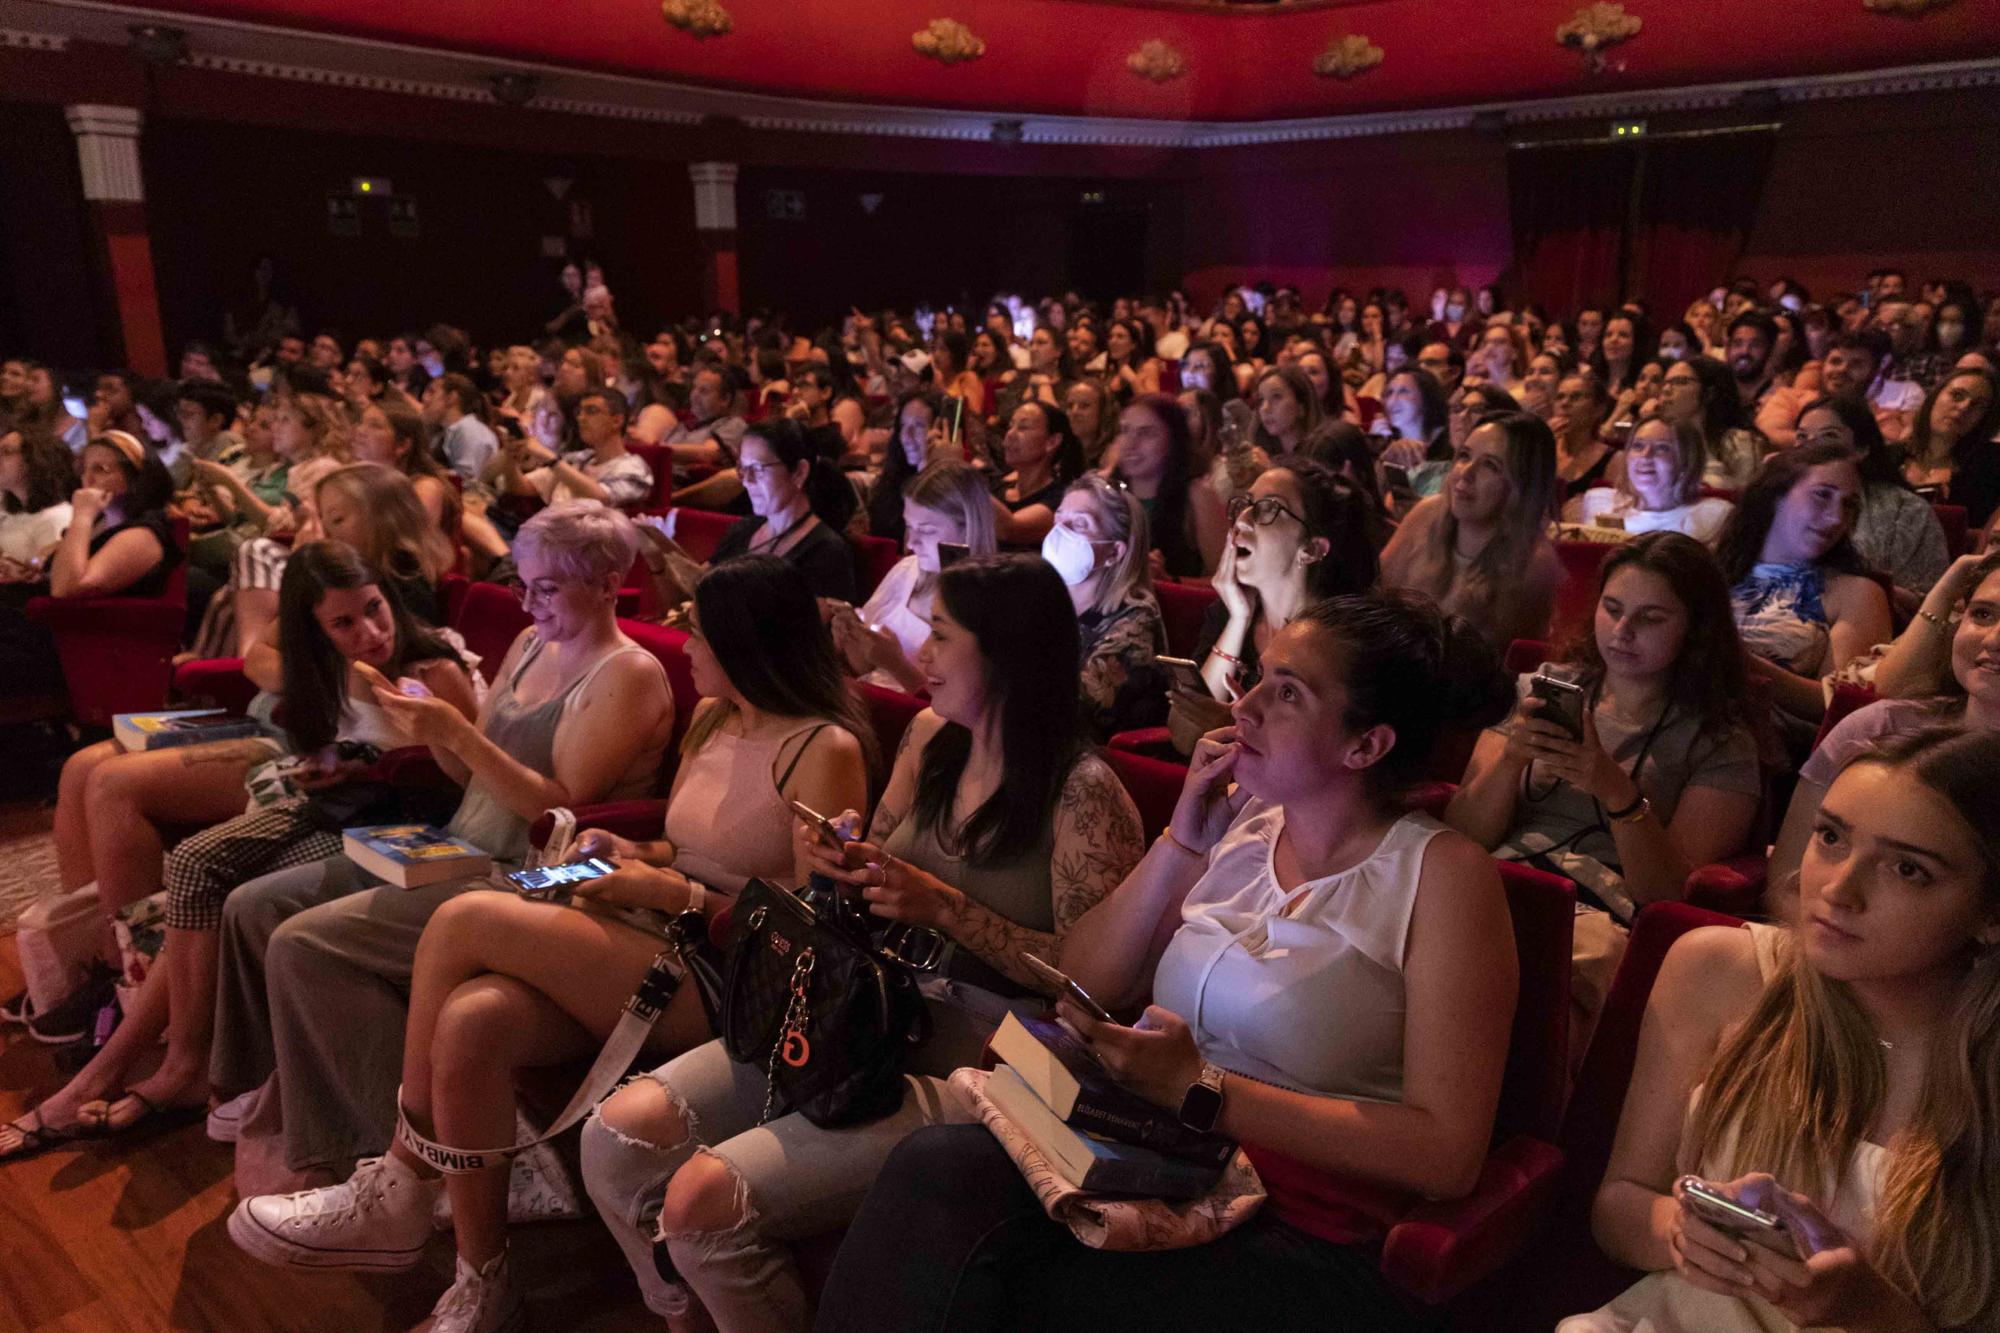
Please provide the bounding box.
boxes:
[0,801,656,1332]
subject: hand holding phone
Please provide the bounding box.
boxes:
[1677,1176,1801,1260]
[1157,654,1206,695]
[1020,953,1114,1023]
[1528,668,1587,743]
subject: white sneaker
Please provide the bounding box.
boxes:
[206,1087,260,1144]
[227,1154,440,1272]
[418,1250,526,1333]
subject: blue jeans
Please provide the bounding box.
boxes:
[813,1124,1441,1333]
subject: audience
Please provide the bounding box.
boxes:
[817,591,1518,1333]
[9,260,2000,1333]
[581,554,1145,1332]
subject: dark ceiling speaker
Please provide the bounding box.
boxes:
[1471,109,1508,137]
[488,72,540,107]
[990,119,1024,145]
[127,24,188,66]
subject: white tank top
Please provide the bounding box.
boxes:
[1151,801,1442,1101]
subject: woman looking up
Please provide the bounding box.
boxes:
[1110,393,1226,577]
[990,400,1084,548]
[1571,414,1734,544]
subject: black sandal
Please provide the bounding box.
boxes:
[82,1091,208,1140]
[0,1109,98,1162]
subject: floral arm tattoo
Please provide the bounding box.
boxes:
[866,717,923,845]
[941,757,1147,989]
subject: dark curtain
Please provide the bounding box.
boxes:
[1627,131,1776,321]
[1508,141,1635,319]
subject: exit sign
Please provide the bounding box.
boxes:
[351,176,393,196]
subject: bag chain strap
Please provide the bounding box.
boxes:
[762,947,817,1124]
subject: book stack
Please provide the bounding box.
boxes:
[113,709,263,752]
[984,1011,1233,1199]
[342,824,492,889]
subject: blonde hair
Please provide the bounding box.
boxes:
[904,459,997,558]
[1684,729,2000,1328]
[1063,473,1151,617]
[314,463,454,587]
[1618,411,1709,509]
[514,499,637,587]
[280,392,351,463]
[1399,411,1556,634]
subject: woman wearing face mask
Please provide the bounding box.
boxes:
[834,460,998,693]
[1044,474,1168,738]
[580,555,1145,1333]
[1564,726,2000,1333]
[1715,443,1892,728]
[1770,549,2000,894]
[1170,459,1379,753]
[1654,321,1699,364]
[0,543,479,1158]
[1250,366,1323,458]
[1571,414,1734,543]
[815,592,1519,1333]
[1792,395,1948,605]
[864,389,948,546]
[1380,411,1563,653]
[1901,367,2000,526]
[1111,393,1226,576]
[1551,372,1618,500]
[641,417,859,606]
[990,400,1086,547]
[1178,341,1240,406]
[1449,534,1761,1028]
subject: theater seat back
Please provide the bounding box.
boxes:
[670,508,739,563]
[1153,579,1218,658]
[451,581,533,686]
[1492,860,1575,1144]
[616,618,703,755]
[1551,541,1612,643]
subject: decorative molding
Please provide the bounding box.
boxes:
[911,18,984,65]
[0,26,68,49]
[688,161,737,231]
[11,5,2000,151]
[1312,34,1382,80]
[1864,0,1956,10]
[1126,39,1186,83]
[660,0,731,39]
[65,102,144,201]
[1557,3,1642,75]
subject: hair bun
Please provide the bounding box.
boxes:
[1432,613,1514,731]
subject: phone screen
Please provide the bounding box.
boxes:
[1020,953,1113,1023]
[506,857,616,896]
[938,542,971,569]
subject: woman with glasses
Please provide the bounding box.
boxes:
[1900,366,2000,528]
[1572,413,1734,544]
[207,501,675,1196]
[492,386,651,512]
[639,417,857,606]
[1551,371,1617,501]
[1657,355,1767,493]
[229,555,867,1332]
[1168,459,1379,753]
[579,555,1146,1333]
[1043,474,1168,739]
[1793,394,1948,605]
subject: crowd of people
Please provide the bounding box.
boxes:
[1,258,1998,1333]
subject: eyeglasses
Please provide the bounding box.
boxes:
[1227,494,1305,528]
[517,582,567,608]
[1794,428,1851,450]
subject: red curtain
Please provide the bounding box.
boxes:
[1508,141,1635,318]
[1627,132,1776,321]
[1508,130,1774,320]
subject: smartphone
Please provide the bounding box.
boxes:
[395,676,432,699]
[1382,464,1413,492]
[505,856,617,904]
[1678,1177,1801,1259]
[1528,669,1587,743]
[1157,654,1205,694]
[1020,953,1114,1024]
[945,395,966,445]
[789,799,852,850]
[938,541,971,569]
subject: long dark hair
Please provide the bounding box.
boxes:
[1275,457,1380,598]
[682,554,877,777]
[1715,441,1870,586]
[1555,531,1759,741]
[1685,354,1750,442]
[1111,393,1195,576]
[276,540,458,753]
[1017,398,1086,486]
[1291,590,1512,802]
[912,555,1086,862]
[1387,367,1451,456]
[1908,367,2000,477]
[867,388,943,541]
[1183,341,1239,404]
[1797,393,1901,490]
[2,426,77,513]
[745,416,855,531]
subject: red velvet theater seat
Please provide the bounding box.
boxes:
[27,557,190,729]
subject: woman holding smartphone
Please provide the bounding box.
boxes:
[1564,728,2000,1333]
[227,555,868,1330]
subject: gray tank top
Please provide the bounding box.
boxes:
[880,772,1061,934]
[445,633,663,866]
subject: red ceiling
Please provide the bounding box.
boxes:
[138,0,2000,122]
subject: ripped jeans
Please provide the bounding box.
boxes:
[580,978,1013,1331]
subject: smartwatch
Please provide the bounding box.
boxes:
[1178,1062,1226,1133]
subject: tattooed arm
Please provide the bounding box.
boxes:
[936,754,1145,989]
[864,707,943,844]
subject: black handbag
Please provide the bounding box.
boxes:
[668,878,931,1129]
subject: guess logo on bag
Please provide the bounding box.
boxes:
[768,930,794,959]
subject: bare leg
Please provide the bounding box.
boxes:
[90,926,219,1126]
[85,740,271,912]
[0,953,171,1153]
[398,891,711,1269]
[52,739,119,891]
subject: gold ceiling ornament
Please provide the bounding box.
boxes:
[1312,33,1383,79]
[1126,39,1187,83]
[1863,0,1956,12]
[1557,3,1641,73]
[912,18,986,65]
[660,0,731,39]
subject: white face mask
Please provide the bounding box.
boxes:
[1445,302,1467,322]
[1040,523,1101,587]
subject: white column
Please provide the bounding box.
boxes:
[688,161,738,232]
[65,104,145,203]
